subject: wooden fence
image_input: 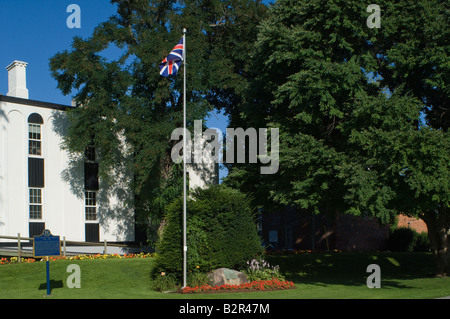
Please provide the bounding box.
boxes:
[0,234,141,262]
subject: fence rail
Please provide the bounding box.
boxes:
[0,234,143,262]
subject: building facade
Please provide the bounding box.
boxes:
[261,207,391,252]
[0,60,217,244]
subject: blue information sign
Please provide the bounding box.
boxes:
[33,229,61,257]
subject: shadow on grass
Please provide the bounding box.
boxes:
[266,252,436,289]
[38,279,64,294]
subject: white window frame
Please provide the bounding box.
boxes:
[85,191,98,221]
[28,123,42,156]
[29,188,43,220]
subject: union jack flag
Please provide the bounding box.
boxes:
[159,37,184,77]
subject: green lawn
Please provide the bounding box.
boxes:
[0,252,449,299]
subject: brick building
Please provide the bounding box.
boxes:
[261,208,391,251]
[396,214,428,233]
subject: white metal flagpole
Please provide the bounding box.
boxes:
[182,27,187,289]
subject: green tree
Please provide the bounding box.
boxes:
[49,0,267,242]
[368,0,450,275]
[225,0,449,275]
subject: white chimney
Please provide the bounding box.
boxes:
[6,60,29,99]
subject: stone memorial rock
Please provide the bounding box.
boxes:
[208,268,248,286]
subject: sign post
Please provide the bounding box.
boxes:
[45,256,50,295]
[33,229,61,296]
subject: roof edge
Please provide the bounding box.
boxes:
[0,94,72,111]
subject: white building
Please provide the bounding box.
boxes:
[0,60,217,247]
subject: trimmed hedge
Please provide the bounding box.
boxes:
[154,185,262,279]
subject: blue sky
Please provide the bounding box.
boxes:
[0,0,229,121]
[0,1,118,105]
[0,0,232,179]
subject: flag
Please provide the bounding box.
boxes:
[159,37,184,77]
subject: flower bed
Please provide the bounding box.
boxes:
[0,253,154,265]
[1,257,36,264]
[181,278,295,294]
[65,252,154,261]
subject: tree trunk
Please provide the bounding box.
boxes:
[422,208,450,276]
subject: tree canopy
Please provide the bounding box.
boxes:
[50,0,267,241]
[50,0,450,275]
[224,0,450,275]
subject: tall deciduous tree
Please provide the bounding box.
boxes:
[225,0,449,275]
[362,0,450,275]
[50,0,267,243]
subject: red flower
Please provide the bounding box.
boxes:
[180,278,295,294]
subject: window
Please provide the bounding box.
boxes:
[85,223,100,242]
[28,124,41,155]
[85,146,96,162]
[28,113,43,156]
[84,163,99,190]
[27,114,44,223]
[29,188,42,219]
[285,226,293,249]
[29,222,45,237]
[85,191,97,221]
[84,139,99,241]
[28,158,44,187]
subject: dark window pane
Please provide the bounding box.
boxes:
[28,158,44,187]
[85,146,96,161]
[84,163,99,190]
[85,223,99,242]
[29,222,45,237]
[28,113,44,124]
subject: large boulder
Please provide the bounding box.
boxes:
[208,268,248,286]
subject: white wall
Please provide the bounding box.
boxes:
[2,108,27,237]
[0,99,135,242]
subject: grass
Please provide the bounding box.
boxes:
[0,252,449,299]
[266,251,450,299]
